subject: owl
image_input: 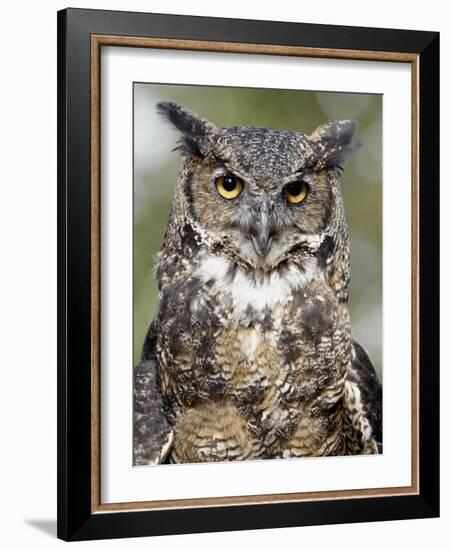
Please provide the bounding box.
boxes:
[133,102,382,465]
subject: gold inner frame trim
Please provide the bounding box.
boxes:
[90,34,420,514]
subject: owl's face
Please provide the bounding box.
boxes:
[158,102,359,271]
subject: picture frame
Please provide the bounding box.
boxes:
[57,7,439,541]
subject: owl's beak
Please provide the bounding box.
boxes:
[250,200,273,257]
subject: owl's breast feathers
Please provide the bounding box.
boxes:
[134,237,382,465]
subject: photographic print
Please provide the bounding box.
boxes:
[58,9,439,540]
[133,84,383,466]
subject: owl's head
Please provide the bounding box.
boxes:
[158,101,360,275]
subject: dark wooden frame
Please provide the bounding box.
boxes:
[57,7,440,541]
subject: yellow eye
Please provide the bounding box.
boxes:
[215,175,244,200]
[284,180,309,204]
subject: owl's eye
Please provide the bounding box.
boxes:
[215,175,244,200]
[284,180,309,204]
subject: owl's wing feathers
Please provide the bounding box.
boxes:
[344,340,382,453]
[133,358,174,465]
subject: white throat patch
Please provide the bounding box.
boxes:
[194,253,323,317]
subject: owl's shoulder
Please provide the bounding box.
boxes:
[345,341,382,452]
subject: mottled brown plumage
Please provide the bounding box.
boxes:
[133,102,382,465]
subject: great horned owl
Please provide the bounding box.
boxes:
[134,102,382,465]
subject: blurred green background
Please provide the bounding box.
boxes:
[134,84,382,380]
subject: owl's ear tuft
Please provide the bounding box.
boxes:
[157,102,218,157]
[309,120,361,168]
